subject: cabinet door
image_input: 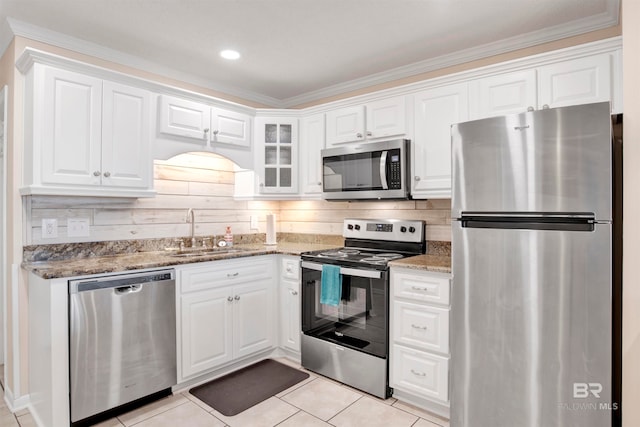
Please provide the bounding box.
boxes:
[233,279,274,358]
[211,107,252,148]
[180,287,233,379]
[280,279,301,353]
[391,344,449,403]
[538,53,612,109]
[325,105,365,146]
[40,67,102,186]
[365,96,406,139]
[158,95,211,142]
[469,70,537,119]
[102,81,152,189]
[413,83,469,198]
[256,117,298,194]
[299,113,325,195]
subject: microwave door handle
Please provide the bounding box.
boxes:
[379,151,388,189]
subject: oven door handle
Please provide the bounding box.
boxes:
[301,261,382,279]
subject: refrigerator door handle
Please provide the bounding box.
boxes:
[459,215,596,232]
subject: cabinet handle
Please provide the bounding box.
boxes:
[234,295,240,301]
[289,289,298,296]
[213,129,219,135]
[527,106,535,112]
[411,324,428,330]
[411,286,429,291]
[203,128,209,136]
[93,171,101,177]
[317,181,322,186]
[227,296,233,302]
[356,133,363,138]
[227,272,239,278]
[414,176,421,181]
[366,131,372,137]
[542,104,550,109]
[259,183,264,187]
[411,369,427,377]
[103,171,111,178]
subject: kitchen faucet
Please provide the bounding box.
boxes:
[186,208,196,247]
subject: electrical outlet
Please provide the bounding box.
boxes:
[250,215,259,230]
[68,218,90,237]
[42,218,58,239]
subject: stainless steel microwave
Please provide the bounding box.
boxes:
[321,139,410,200]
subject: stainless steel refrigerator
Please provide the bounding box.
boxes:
[450,102,621,427]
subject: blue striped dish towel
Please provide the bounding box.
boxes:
[320,264,342,307]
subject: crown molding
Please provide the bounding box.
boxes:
[3,0,620,108]
[6,17,285,107]
[279,4,620,107]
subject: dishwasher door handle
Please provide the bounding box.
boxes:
[114,284,143,295]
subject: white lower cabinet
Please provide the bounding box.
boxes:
[390,267,451,417]
[177,256,276,382]
[279,256,301,354]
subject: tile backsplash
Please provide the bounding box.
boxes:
[24,153,452,245]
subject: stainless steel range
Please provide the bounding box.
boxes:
[300,218,425,398]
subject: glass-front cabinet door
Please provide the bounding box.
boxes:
[255,117,298,194]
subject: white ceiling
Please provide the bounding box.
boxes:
[0,0,619,107]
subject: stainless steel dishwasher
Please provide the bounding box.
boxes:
[69,269,176,424]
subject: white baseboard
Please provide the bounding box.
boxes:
[3,386,30,413]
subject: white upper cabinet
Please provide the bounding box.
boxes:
[254,117,298,194]
[469,70,537,119]
[102,81,152,189]
[412,83,469,199]
[365,96,407,140]
[158,95,252,148]
[158,95,211,142]
[325,96,406,146]
[538,53,612,110]
[325,105,365,146]
[210,107,252,148]
[299,113,325,195]
[22,65,154,197]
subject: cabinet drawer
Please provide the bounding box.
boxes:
[179,257,273,293]
[393,301,449,354]
[392,270,450,305]
[281,257,300,280]
[391,344,449,403]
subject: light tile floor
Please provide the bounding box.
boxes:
[0,359,450,427]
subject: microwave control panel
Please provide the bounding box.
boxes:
[388,149,402,189]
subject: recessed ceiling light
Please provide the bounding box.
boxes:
[220,49,240,60]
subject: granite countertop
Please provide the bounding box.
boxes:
[22,242,341,280]
[388,254,452,274]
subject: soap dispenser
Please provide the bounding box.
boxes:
[224,226,233,247]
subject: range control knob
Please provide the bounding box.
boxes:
[409,226,416,233]
[354,224,361,230]
[400,226,407,233]
[347,224,354,230]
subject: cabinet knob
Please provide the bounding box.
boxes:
[93,171,101,177]
[356,133,363,138]
[527,106,535,112]
[204,128,209,134]
[317,181,322,186]
[227,296,233,302]
[414,176,421,181]
[542,104,550,109]
[259,183,264,187]
[213,129,219,135]
[234,295,240,301]
[290,289,298,296]
[103,171,111,178]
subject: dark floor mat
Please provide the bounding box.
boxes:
[189,359,310,416]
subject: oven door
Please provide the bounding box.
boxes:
[301,261,389,358]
